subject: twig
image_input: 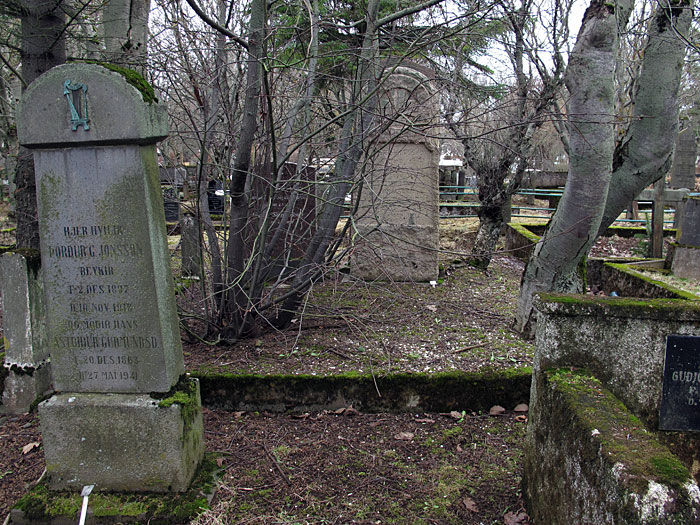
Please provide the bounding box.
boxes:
[262,444,291,486]
[452,342,488,354]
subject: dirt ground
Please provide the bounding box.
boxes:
[0,218,657,523]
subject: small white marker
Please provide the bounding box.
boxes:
[78,484,94,525]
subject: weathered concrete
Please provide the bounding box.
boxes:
[525,369,700,524]
[352,65,439,282]
[532,294,700,428]
[39,379,204,492]
[524,295,700,522]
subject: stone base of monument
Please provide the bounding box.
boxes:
[524,369,700,523]
[1,364,51,414]
[350,225,438,282]
[39,378,204,493]
[10,453,218,525]
[670,243,700,280]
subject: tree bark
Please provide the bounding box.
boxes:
[515,0,633,335]
[16,0,66,250]
[102,0,150,75]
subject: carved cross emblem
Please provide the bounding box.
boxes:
[63,80,90,131]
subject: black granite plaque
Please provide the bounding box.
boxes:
[659,335,700,431]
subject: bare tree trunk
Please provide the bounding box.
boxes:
[515,0,691,335]
[597,0,692,233]
[102,0,150,74]
[273,0,383,329]
[16,0,66,250]
[220,0,265,339]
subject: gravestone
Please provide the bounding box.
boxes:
[0,252,51,413]
[17,63,203,492]
[181,213,201,277]
[351,64,439,281]
[670,128,697,190]
[671,196,700,280]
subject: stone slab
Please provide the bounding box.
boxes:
[34,146,183,393]
[39,379,204,492]
[1,364,51,414]
[0,252,48,366]
[671,245,700,280]
[17,63,166,149]
[678,196,700,246]
[670,128,697,190]
[351,225,438,282]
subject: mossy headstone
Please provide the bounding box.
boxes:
[16,63,203,493]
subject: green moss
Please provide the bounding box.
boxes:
[82,61,157,103]
[193,368,532,414]
[538,292,700,312]
[605,262,699,300]
[546,369,691,491]
[14,455,219,524]
[508,223,541,243]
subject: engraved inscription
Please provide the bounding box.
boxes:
[48,218,155,389]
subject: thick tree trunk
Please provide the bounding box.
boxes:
[515,0,632,335]
[597,1,692,233]
[16,0,66,250]
[102,0,150,74]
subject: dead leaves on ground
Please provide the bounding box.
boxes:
[21,442,40,455]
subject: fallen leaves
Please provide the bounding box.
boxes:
[393,431,414,441]
[21,442,40,455]
[462,496,478,512]
[504,509,530,524]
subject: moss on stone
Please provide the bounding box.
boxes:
[152,376,200,432]
[81,61,157,103]
[13,454,218,524]
[547,369,691,491]
[604,262,700,300]
[538,292,700,314]
[193,368,532,414]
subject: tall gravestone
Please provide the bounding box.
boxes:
[670,128,697,190]
[0,252,51,413]
[671,195,700,280]
[351,64,439,281]
[17,63,203,492]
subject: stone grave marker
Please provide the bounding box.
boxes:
[16,63,203,492]
[351,64,439,281]
[0,252,51,413]
[181,213,201,277]
[671,195,700,280]
[670,128,697,190]
[659,334,700,431]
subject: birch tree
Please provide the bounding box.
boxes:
[515,0,692,335]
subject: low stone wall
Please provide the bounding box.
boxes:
[595,262,697,300]
[533,294,700,427]
[196,369,532,413]
[524,294,700,522]
[504,223,542,262]
[524,369,700,524]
